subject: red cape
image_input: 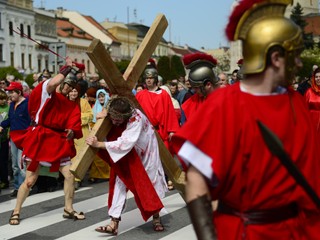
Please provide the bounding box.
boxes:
[181,93,205,121]
[172,83,320,239]
[136,89,179,148]
[20,81,82,172]
[98,124,164,221]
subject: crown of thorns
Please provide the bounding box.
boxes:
[106,96,136,120]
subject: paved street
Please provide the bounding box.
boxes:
[0,180,196,240]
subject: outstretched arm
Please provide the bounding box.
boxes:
[46,57,73,94]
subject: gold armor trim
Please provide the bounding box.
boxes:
[233,0,304,75]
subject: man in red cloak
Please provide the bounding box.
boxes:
[9,57,85,225]
[136,63,179,148]
[181,53,220,122]
[172,0,320,239]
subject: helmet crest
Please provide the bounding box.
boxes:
[225,0,303,75]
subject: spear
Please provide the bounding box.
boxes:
[11,27,66,60]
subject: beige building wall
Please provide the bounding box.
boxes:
[107,26,138,58]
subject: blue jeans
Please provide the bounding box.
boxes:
[10,139,25,190]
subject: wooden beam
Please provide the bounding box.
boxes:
[69,14,185,196]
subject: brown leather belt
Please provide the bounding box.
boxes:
[217,202,298,225]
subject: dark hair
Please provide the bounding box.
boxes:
[265,45,285,67]
[169,82,178,87]
[135,83,145,90]
[0,79,9,87]
[313,67,320,77]
[0,89,8,100]
[110,97,132,115]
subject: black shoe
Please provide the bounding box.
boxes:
[10,190,18,197]
[88,178,96,184]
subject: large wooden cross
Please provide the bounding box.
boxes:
[69,14,185,196]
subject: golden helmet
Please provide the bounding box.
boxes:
[226,0,304,75]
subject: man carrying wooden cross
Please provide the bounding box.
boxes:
[70,14,186,196]
[86,96,168,235]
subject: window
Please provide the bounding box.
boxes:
[28,54,32,69]
[45,59,48,70]
[37,58,41,72]
[27,25,31,38]
[20,23,24,37]
[21,53,25,69]
[87,60,90,73]
[0,13,2,29]
[10,52,14,66]
[0,44,3,61]
[9,22,13,36]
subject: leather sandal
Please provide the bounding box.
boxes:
[152,214,164,231]
[9,211,20,225]
[95,217,120,235]
[63,209,85,220]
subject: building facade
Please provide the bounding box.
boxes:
[1,0,35,75]
[34,7,58,73]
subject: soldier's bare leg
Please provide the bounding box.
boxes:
[9,163,40,225]
[60,164,85,220]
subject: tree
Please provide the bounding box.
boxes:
[25,73,34,87]
[290,3,314,49]
[0,66,23,81]
[216,52,231,73]
[115,60,130,74]
[170,55,185,80]
[157,56,171,84]
[298,46,320,79]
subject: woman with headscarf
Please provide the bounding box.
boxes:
[89,89,111,183]
[305,67,320,131]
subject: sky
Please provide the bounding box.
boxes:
[33,0,236,50]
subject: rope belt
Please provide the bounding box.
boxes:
[217,202,298,225]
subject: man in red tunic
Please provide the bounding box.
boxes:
[181,53,219,122]
[172,0,320,239]
[136,65,179,148]
[9,57,85,225]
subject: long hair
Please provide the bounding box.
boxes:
[311,67,320,95]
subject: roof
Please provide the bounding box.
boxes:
[83,15,120,44]
[56,18,93,40]
[304,14,320,35]
[170,44,202,57]
[61,11,113,45]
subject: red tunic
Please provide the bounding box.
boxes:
[98,124,164,221]
[172,83,320,239]
[181,93,205,121]
[305,88,320,131]
[136,89,179,148]
[21,81,82,172]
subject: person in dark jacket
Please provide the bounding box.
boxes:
[0,82,31,197]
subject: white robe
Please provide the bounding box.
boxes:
[105,109,167,217]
